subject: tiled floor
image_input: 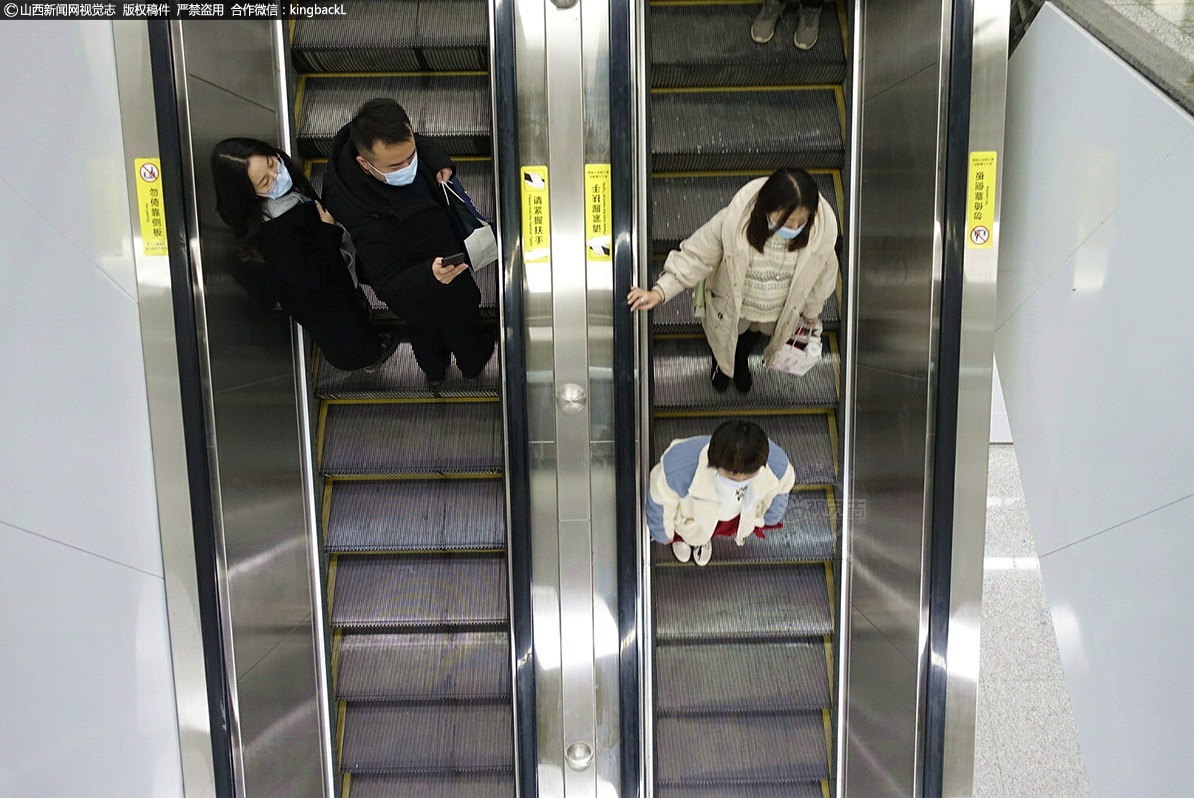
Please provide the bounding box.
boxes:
[973,445,1092,798]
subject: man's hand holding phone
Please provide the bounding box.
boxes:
[432,253,470,284]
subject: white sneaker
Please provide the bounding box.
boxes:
[672,540,692,563]
[693,543,712,567]
[751,0,785,44]
[794,5,821,50]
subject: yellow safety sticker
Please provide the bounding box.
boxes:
[966,151,997,250]
[134,158,169,257]
[521,166,550,263]
[584,163,612,261]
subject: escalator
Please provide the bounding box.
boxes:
[290,4,513,795]
[645,2,849,794]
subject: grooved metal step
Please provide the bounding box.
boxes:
[337,631,510,700]
[652,414,837,486]
[332,554,507,628]
[292,0,488,73]
[327,479,505,552]
[650,488,834,564]
[348,772,515,798]
[653,564,833,641]
[655,712,829,783]
[651,3,846,88]
[362,264,499,321]
[320,401,503,476]
[318,339,500,400]
[651,89,842,172]
[340,702,513,772]
[655,641,830,714]
[309,159,496,224]
[657,785,825,798]
[298,75,491,158]
[653,335,839,411]
[651,173,840,255]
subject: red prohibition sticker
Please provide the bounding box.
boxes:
[139,162,160,183]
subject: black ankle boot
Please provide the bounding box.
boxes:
[710,359,731,393]
[733,330,763,393]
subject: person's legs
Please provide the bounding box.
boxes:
[794,0,823,49]
[442,319,496,379]
[751,0,786,44]
[733,328,764,393]
[407,325,452,384]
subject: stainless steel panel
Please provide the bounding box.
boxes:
[170,20,331,797]
[515,0,565,793]
[179,19,280,112]
[112,21,218,798]
[841,1,951,795]
[941,2,1009,796]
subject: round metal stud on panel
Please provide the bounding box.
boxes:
[566,741,594,770]
[551,0,578,7]
[556,383,587,415]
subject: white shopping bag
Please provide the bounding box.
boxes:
[769,319,823,377]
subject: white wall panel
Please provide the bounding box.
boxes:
[0,21,184,798]
[999,5,1194,797]
[0,22,137,298]
[0,521,184,798]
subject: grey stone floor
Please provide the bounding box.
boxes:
[973,445,1092,798]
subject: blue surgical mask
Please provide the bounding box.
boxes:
[369,151,419,187]
[263,159,292,199]
[769,218,807,240]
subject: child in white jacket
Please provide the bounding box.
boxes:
[646,420,795,566]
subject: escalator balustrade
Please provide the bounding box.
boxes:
[292,3,512,795]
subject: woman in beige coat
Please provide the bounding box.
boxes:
[629,168,838,393]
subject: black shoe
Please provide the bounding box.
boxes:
[426,370,447,389]
[361,331,401,373]
[733,330,763,393]
[711,361,731,393]
[460,329,497,380]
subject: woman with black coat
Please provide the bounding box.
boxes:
[210,138,399,372]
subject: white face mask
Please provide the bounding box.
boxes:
[769,218,807,239]
[368,150,419,187]
[261,159,292,199]
[715,472,756,499]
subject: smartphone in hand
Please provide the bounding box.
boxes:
[442,251,469,268]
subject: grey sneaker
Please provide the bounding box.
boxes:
[751,0,786,44]
[794,5,821,50]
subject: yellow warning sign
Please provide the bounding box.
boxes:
[520,166,550,263]
[584,164,611,262]
[966,151,997,250]
[134,158,168,257]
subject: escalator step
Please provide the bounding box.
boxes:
[318,339,500,400]
[320,402,503,476]
[651,3,846,88]
[654,564,832,640]
[651,89,842,172]
[653,414,837,486]
[349,772,515,798]
[651,173,839,255]
[657,785,824,798]
[341,701,512,772]
[650,489,834,565]
[655,711,829,783]
[655,640,829,714]
[361,264,499,320]
[332,554,507,628]
[326,478,505,552]
[653,336,838,411]
[337,630,510,700]
[298,75,491,158]
[308,159,496,223]
[292,0,488,73]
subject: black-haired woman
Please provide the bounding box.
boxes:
[628,168,838,393]
[646,420,795,566]
[210,138,398,372]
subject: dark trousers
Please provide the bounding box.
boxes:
[408,320,494,379]
[801,0,824,7]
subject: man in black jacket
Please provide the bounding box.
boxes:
[322,98,493,385]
